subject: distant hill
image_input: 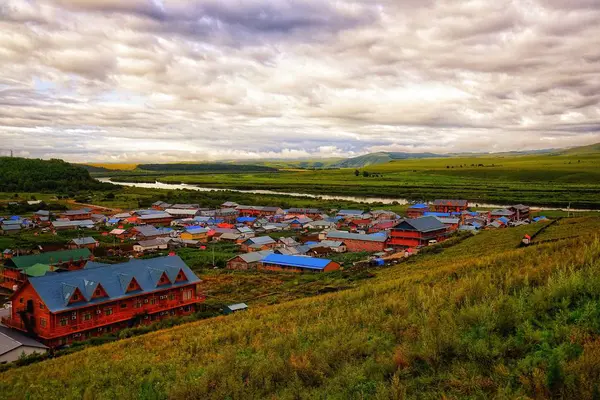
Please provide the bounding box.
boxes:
[331,151,445,168]
[0,157,114,192]
[137,163,278,173]
[558,142,600,155]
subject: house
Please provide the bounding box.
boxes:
[435,217,460,232]
[218,232,242,243]
[388,217,448,248]
[109,228,127,238]
[224,303,248,315]
[59,209,92,221]
[236,226,255,238]
[509,204,530,221]
[226,250,273,270]
[33,210,51,223]
[278,237,300,248]
[241,236,277,252]
[165,208,200,218]
[1,256,203,348]
[137,212,173,225]
[349,219,372,231]
[130,225,169,240]
[368,220,398,233]
[236,205,284,217]
[0,326,48,363]
[326,231,387,252]
[1,223,21,235]
[313,240,346,253]
[1,249,93,290]
[180,227,209,242]
[287,208,322,218]
[258,254,341,273]
[336,209,365,218]
[371,210,399,220]
[133,238,170,253]
[222,201,239,208]
[170,203,200,209]
[431,200,469,213]
[275,245,311,256]
[51,220,95,231]
[68,237,99,250]
[407,203,429,218]
[490,209,515,221]
[151,201,172,210]
[304,220,336,230]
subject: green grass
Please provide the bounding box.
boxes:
[3,218,600,399]
[103,150,600,208]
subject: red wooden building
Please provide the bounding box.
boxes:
[1,256,203,348]
[388,217,449,248]
[431,200,469,213]
[325,231,387,252]
[59,209,92,221]
[406,204,429,218]
[236,205,283,217]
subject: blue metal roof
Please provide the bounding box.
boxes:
[28,256,200,313]
[423,212,451,217]
[409,203,428,209]
[261,254,332,270]
[237,217,256,223]
[498,217,510,224]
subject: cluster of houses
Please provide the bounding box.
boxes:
[0,198,543,358]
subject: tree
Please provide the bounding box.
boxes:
[363,171,370,177]
[354,169,360,177]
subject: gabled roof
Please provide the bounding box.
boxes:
[244,236,276,245]
[0,326,47,356]
[28,256,200,313]
[51,220,95,229]
[326,231,387,242]
[337,209,364,216]
[288,208,321,214]
[490,209,514,216]
[139,212,172,220]
[133,225,164,237]
[23,263,53,277]
[71,237,97,246]
[8,248,92,269]
[166,209,199,216]
[232,250,274,264]
[393,216,446,233]
[408,203,429,209]
[35,210,51,216]
[432,199,468,207]
[226,303,248,311]
[261,254,334,270]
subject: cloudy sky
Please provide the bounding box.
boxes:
[1,0,599,162]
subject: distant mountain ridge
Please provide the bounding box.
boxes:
[330,151,446,168]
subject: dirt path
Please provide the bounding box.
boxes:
[66,200,122,213]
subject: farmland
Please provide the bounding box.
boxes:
[3,218,600,399]
[93,147,600,208]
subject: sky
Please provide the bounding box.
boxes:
[0,0,599,162]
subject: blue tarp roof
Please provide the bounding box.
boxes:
[28,256,201,313]
[108,218,121,223]
[237,217,256,223]
[498,217,510,224]
[471,222,482,228]
[9,216,21,220]
[409,203,428,209]
[423,212,451,217]
[261,253,332,270]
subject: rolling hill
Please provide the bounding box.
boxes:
[331,151,446,168]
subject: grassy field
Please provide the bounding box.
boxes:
[97,149,600,208]
[3,218,600,399]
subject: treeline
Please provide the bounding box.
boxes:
[137,163,278,173]
[0,157,114,192]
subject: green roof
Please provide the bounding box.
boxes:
[8,248,92,269]
[23,263,52,277]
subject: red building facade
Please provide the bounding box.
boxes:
[1,256,203,347]
[388,217,449,248]
[326,232,387,252]
[431,200,469,213]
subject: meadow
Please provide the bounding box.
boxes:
[95,150,600,208]
[3,218,600,399]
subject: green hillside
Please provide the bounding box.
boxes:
[3,218,600,399]
[0,157,114,193]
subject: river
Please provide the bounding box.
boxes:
[97,178,597,212]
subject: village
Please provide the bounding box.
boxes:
[0,198,544,363]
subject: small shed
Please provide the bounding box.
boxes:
[224,303,248,315]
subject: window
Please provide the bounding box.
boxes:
[134,301,142,309]
[19,298,23,304]
[183,290,193,301]
[40,318,47,328]
[71,312,77,320]
[39,303,45,310]
[72,294,79,301]
[150,298,156,305]
[60,318,68,326]
[168,293,175,301]
[105,308,113,316]
[120,303,127,309]
[83,312,92,321]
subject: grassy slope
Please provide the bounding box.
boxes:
[3,218,600,399]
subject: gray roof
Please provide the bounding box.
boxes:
[133,225,164,237]
[327,231,387,242]
[432,199,468,207]
[233,250,274,263]
[1,224,21,231]
[0,326,48,356]
[227,303,248,311]
[314,240,344,248]
[139,212,172,220]
[435,217,460,224]
[52,220,94,228]
[71,237,98,246]
[62,209,90,216]
[135,238,169,247]
[288,208,321,214]
[244,236,276,245]
[490,209,514,216]
[337,209,364,216]
[28,256,200,313]
[393,216,446,233]
[35,210,51,216]
[220,232,241,240]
